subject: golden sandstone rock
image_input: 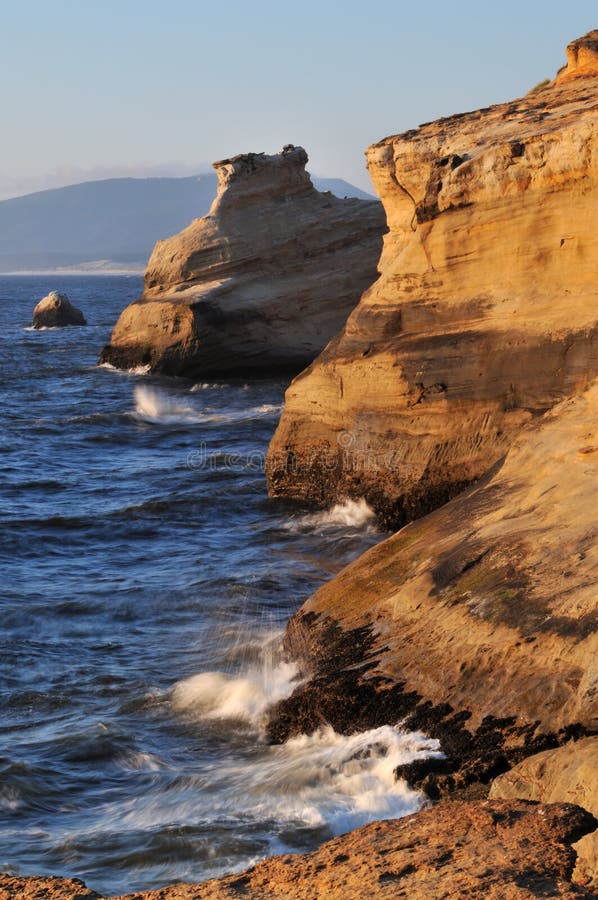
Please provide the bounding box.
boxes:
[100,146,385,376]
[266,33,598,528]
[491,738,598,890]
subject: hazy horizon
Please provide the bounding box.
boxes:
[2,1,596,202]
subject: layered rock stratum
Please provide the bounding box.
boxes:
[267,384,598,800]
[266,33,598,527]
[99,146,386,376]
[2,801,595,898]
[32,291,86,327]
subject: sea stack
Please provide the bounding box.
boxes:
[99,146,386,376]
[266,33,598,528]
[32,291,86,327]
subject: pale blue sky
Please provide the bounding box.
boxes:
[1,0,596,198]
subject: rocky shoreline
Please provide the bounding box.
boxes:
[5,29,598,900]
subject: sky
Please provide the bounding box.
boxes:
[1,0,596,200]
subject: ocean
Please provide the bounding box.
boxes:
[0,275,439,895]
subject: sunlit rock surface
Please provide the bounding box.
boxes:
[267,35,598,527]
[267,385,598,792]
[100,146,386,376]
[32,291,86,327]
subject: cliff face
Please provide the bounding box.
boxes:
[267,35,598,527]
[99,146,386,376]
[267,384,598,791]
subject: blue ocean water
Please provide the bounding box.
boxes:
[0,276,438,895]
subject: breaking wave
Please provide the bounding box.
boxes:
[286,498,377,532]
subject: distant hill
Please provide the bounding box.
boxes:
[0,174,375,272]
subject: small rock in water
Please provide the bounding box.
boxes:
[32,291,87,328]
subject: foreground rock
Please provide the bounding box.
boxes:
[1,801,595,898]
[32,291,86,327]
[100,146,386,376]
[267,33,598,527]
[267,385,598,795]
[491,738,598,890]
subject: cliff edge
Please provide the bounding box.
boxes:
[267,35,598,527]
[100,146,386,376]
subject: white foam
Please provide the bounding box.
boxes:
[132,386,218,424]
[238,725,442,833]
[112,722,441,838]
[190,382,227,392]
[171,659,298,727]
[98,361,150,376]
[133,386,281,425]
[287,498,377,531]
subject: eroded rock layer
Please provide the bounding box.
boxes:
[267,385,598,794]
[267,34,598,527]
[491,738,598,890]
[99,146,386,376]
[1,802,595,898]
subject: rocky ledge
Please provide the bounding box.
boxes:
[491,738,598,889]
[1,801,596,898]
[99,146,386,376]
[266,33,598,527]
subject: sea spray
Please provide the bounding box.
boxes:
[285,498,377,532]
[171,661,298,726]
[133,386,205,424]
[168,632,442,838]
[133,385,282,426]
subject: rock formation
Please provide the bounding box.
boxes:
[32,291,86,327]
[267,384,598,802]
[267,34,598,527]
[99,146,386,376]
[1,801,595,898]
[491,738,598,890]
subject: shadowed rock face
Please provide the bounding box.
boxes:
[267,385,598,795]
[1,802,595,898]
[266,37,598,528]
[32,291,86,327]
[99,146,386,376]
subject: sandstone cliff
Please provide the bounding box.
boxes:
[267,34,598,527]
[267,384,598,798]
[2,801,595,898]
[99,146,386,376]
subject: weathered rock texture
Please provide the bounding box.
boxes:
[267,385,598,793]
[267,35,598,528]
[2,801,596,898]
[491,738,598,890]
[32,291,86,327]
[99,146,386,376]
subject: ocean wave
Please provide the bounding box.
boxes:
[170,660,298,728]
[190,382,230,392]
[133,386,282,426]
[98,361,151,376]
[240,725,441,835]
[285,498,377,531]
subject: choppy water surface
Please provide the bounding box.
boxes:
[0,276,440,895]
